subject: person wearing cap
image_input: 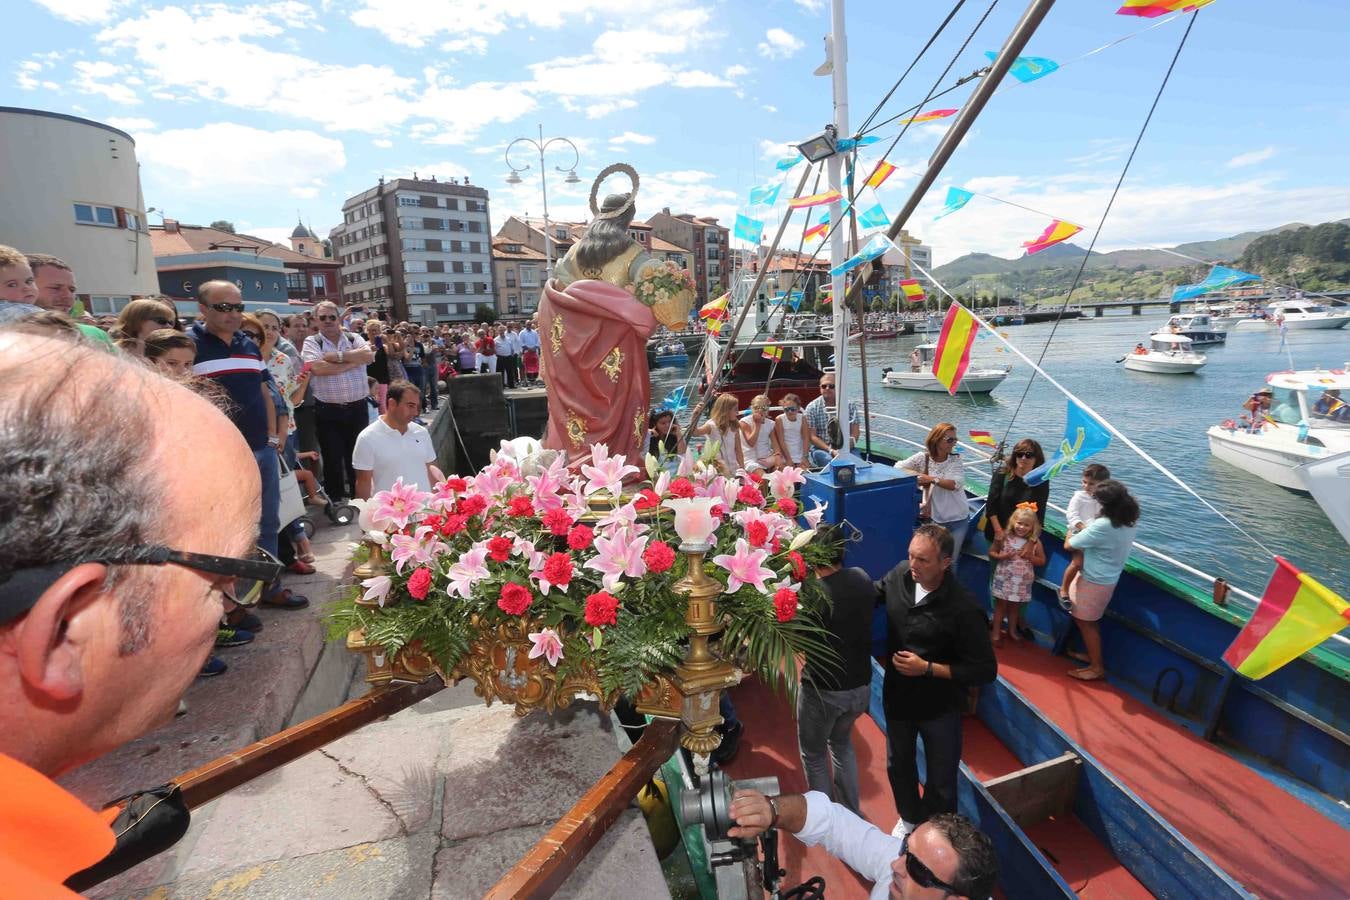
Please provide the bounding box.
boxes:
[1242,386,1273,433]
[1312,389,1348,422]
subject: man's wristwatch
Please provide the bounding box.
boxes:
[926,660,934,677]
[338,350,345,364]
[766,795,780,829]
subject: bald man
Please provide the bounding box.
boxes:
[0,329,274,895]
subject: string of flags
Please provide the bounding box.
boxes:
[1022,219,1084,255]
[895,108,958,126]
[788,189,843,210]
[1171,265,1260,300]
[1116,0,1214,18]
[986,51,1060,83]
[733,213,764,244]
[699,293,729,336]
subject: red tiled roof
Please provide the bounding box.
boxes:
[149,224,340,268]
[651,236,691,254]
[491,240,547,261]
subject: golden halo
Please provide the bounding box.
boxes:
[589,163,640,220]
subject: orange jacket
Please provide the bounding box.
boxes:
[0,753,115,898]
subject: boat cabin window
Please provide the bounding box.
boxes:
[1270,387,1302,425]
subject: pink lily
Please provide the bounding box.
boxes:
[389,525,444,573]
[474,462,516,499]
[513,537,548,571]
[445,546,490,599]
[370,478,432,531]
[597,500,648,535]
[733,507,793,543]
[803,498,829,529]
[712,538,776,594]
[676,448,697,477]
[581,443,640,497]
[527,627,565,667]
[585,529,649,591]
[767,466,806,501]
[526,453,570,512]
[360,575,392,608]
[653,469,672,497]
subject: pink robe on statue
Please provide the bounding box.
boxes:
[538,278,657,468]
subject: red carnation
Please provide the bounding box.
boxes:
[567,524,594,550]
[771,537,782,554]
[669,477,696,499]
[776,497,799,516]
[746,520,769,548]
[498,582,533,616]
[444,477,468,493]
[737,483,766,507]
[634,488,662,510]
[747,469,765,484]
[487,535,514,562]
[440,514,469,536]
[788,550,807,582]
[542,551,574,588]
[421,514,444,530]
[643,540,676,574]
[711,504,727,520]
[507,495,535,517]
[584,591,620,627]
[542,507,572,536]
[459,494,488,517]
[773,587,799,622]
[407,566,433,601]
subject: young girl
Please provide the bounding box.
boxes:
[1060,463,1110,603]
[692,393,745,475]
[989,504,1045,646]
[740,394,785,471]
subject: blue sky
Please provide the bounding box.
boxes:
[8,0,1348,264]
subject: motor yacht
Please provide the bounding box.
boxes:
[1235,299,1350,330]
[1123,333,1207,373]
[881,342,1012,393]
[1160,312,1227,346]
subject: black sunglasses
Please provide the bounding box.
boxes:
[1014,451,1037,459]
[0,545,283,627]
[317,314,338,322]
[207,302,246,313]
[900,833,958,895]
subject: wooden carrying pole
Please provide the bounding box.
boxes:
[485,719,681,899]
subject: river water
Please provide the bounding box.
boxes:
[653,313,1350,599]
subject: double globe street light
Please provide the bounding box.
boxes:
[504,125,581,281]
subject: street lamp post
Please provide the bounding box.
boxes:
[504,125,581,283]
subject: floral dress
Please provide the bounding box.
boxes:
[991,535,1035,603]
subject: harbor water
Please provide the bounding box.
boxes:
[653,313,1350,599]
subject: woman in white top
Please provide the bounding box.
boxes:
[774,392,810,468]
[740,393,785,471]
[896,422,971,572]
[692,392,746,475]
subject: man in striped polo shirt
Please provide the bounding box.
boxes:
[190,281,307,611]
[302,300,375,502]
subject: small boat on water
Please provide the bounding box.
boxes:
[1236,299,1350,330]
[1207,367,1350,491]
[651,340,688,367]
[881,342,1011,393]
[1298,450,1350,545]
[1123,333,1207,374]
[1162,312,1228,346]
[1193,302,1246,330]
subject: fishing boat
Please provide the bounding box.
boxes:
[1161,312,1228,345]
[652,340,689,367]
[1123,333,1207,374]
[1236,299,1350,330]
[880,342,1011,393]
[1207,368,1350,491]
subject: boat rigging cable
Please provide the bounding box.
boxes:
[854,0,971,136]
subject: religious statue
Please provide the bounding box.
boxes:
[538,164,695,467]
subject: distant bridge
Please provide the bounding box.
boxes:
[1078,290,1350,317]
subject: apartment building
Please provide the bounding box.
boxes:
[644,209,730,304]
[491,239,547,316]
[330,175,495,323]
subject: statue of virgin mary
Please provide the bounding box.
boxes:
[537,164,691,468]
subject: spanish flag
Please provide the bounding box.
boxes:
[761,345,783,362]
[788,189,843,210]
[699,293,729,322]
[931,303,980,394]
[1116,0,1214,18]
[1021,219,1083,255]
[1222,557,1350,680]
[899,279,926,303]
[968,430,996,448]
[865,161,897,190]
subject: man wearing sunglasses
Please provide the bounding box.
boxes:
[0,330,278,894]
[302,300,376,502]
[728,789,997,899]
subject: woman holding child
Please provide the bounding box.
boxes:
[1063,479,1140,681]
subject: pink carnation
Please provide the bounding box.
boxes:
[407,567,433,601]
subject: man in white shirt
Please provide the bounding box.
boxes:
[352,380,444,498]
[728,790,997,900]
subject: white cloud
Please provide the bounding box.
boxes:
[105,116,156,132]
[72,60,140,105]
[763,104,778,114]
[794,0,827,10]
[30,0,126,25]
[442,36,488,54]
[724,64,750,79]
[348,0,662,49]
[585,99,638,119]
[1226,146,1276,169]
[757,28,804,60]
[672,70,732,88]
[609,131,656,146]
[136,123,346,201]
[373,138,393,148]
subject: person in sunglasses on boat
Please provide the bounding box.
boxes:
[727,789,998,900]
[982,438,1049,549]
[0,329,278,896]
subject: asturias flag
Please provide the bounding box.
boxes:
[1023,400,1112,487]
[1222,557,1350,679]
[931,303,980,394]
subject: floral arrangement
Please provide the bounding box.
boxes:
[634,260,697,331]
[330,442,838,702]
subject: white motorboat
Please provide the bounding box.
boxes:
[1235,299,1350,330]
[1207,367,1350,491]
[1161,312,1227,346]
[1192,303,1245,330]
[1123,333,1207,374]
[1298,451,1350,546]
[881,343,1011,393]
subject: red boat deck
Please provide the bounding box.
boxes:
[723,641,1350,898]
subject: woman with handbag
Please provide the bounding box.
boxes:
[895,422,971,572]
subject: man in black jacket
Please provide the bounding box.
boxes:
[878,524,996,837]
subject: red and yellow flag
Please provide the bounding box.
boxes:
[1222,557,1349,679]
[761,344,783,362]
[898,279,926,303]
[898,108,957,126]
[969,430,997,448]
[699,293,729,322]
[1116,0,1215,17]
[1021,219,1082,255]
[804,219,828,241]
[865,161,897,190]
[932,304,980,394]
[788,190,843,210]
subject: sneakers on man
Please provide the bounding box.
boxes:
[215,626,255,648]
[199,656,228,677]
[225,607,263,633]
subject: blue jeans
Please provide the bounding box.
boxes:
[797,682,871,813]
[935,517,970,574]
[254,446,280,560]
[810,447,833,468]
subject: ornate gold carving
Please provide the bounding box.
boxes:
[550,316,564,354]
[634,406,645,444]
[601,347,624,382]
[566,411,587,448]
[453,617,617,716]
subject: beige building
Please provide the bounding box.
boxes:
[644,209,730,304]
[0,107,158,313]
[490,239,547,316]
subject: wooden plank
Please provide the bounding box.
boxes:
[485,719,681,900]
[983,752,1081,829]
[957,762,1078,900]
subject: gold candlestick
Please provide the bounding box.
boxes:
[668,546,740,756]
[352,538,390,586]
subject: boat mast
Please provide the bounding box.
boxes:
[826,0,854,453]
